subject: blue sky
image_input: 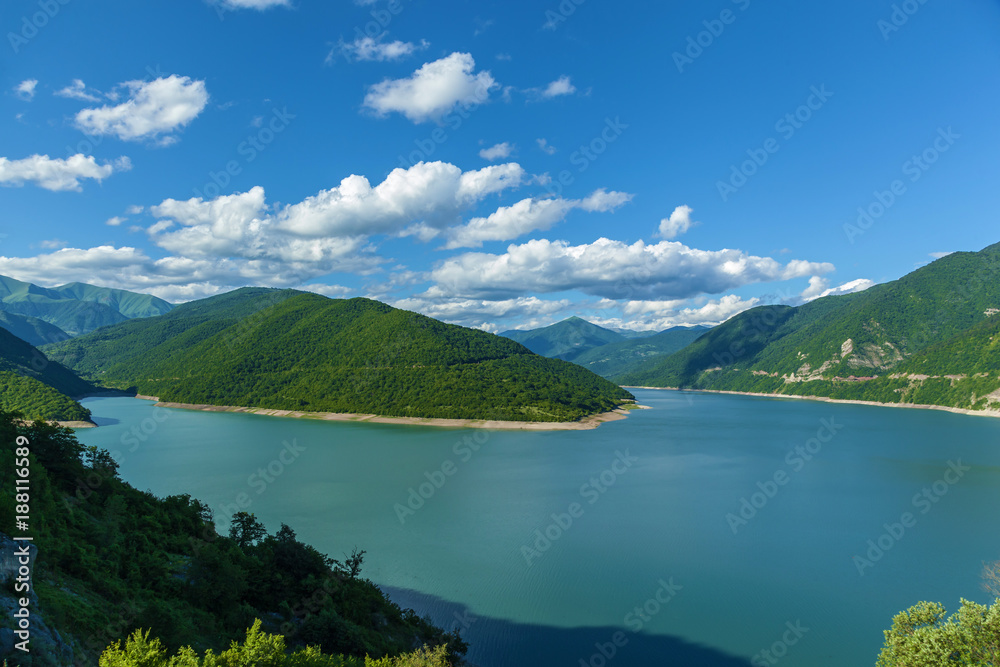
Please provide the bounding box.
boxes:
[2,0,998,332]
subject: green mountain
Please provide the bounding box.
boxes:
[575,325,710,379]
[0,310,70,346]
[500,316,628,361]
[45,289,633,422]
[0,274,173,336]
[0,327,94,421]
[0,412,462,666]
[619,242,1000,412]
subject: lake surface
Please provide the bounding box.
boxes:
[77,390,1000,666]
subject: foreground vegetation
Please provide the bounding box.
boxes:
[877,598,1000,665]
[0,410,464,666]
[45,289,632,422]
[98,621,450,667]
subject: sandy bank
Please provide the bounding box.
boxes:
[138,397,632,430]
[622,386,1000,419]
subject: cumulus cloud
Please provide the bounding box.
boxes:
[56,79,102,102]
[390,295,572,331]
[428,238,835,300]
[0,154,131,192]
[106,216,126,226]
[363,53,496,123]
[479,142,513,161]
[329,36,428,64]
[74,75,208,143]
[444,189,631,249]
[14,80,37,101]
[536,138,556,155]
[657,205,696,239]
[540,76,576,98]
[276,161,525,237]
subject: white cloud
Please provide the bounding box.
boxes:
[657,205,696,239]
[275,161,524,238]
[541,76,576,98]
[363,53,496,123]
[39,239,67,250]
[428,238,835,300]
[615,294,760,329]
[479,142,513,161]
[55,79,101,102]
[74,75,209,143]
[801,277,875,302]
[443,189,632,250]
[536,138,556,155]
[106,216,126,226]
[14,80,38,101]
[0,154,131,192]
[330,36,428,64]
[298,283,353,297]
[390,295,572,330]
[216,0,291,9]
[929,251,954,259]
[125,205,144,215]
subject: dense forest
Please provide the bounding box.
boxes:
[44,290,633,422]
[0,410,464,666]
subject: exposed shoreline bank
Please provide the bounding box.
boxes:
[123,396,634,430]
[622,386,1000,419]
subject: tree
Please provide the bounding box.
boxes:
[229,512,267,549]
[876,598,1000,666]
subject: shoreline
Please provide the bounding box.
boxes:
[131,397,633,431]
[622,386,1000,420]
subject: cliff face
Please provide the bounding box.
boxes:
[0,533,76,666]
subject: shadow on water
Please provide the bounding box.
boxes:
[86,415,121,427]
[380,586,754,667]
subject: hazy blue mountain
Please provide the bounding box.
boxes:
[0,310,70,346]
[0,274,173,336]
[500,317,627,362]
[574,325,710,379]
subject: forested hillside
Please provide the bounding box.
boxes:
[0,411,464,666]
[0,327,94,421]
[619,242,1000,413]
[45,290,633,422]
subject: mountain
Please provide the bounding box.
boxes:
[619,242,1000,412]
[0,327,94,421]
[0,274,173,336]
[500,317,627,362]
[0,310,70,346]
[575,325,711,379]
[45,289,633,422]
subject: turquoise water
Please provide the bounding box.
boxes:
[77,390,1000,666]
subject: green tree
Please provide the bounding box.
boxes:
[876,598,1000,666]
[228,511,267,549]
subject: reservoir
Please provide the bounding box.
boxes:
[77,389,1000,666]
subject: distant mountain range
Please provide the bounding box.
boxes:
[0,274,173,339]
[617,242,1000,413]
[44,288,633,423]
[500,317,710,378]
